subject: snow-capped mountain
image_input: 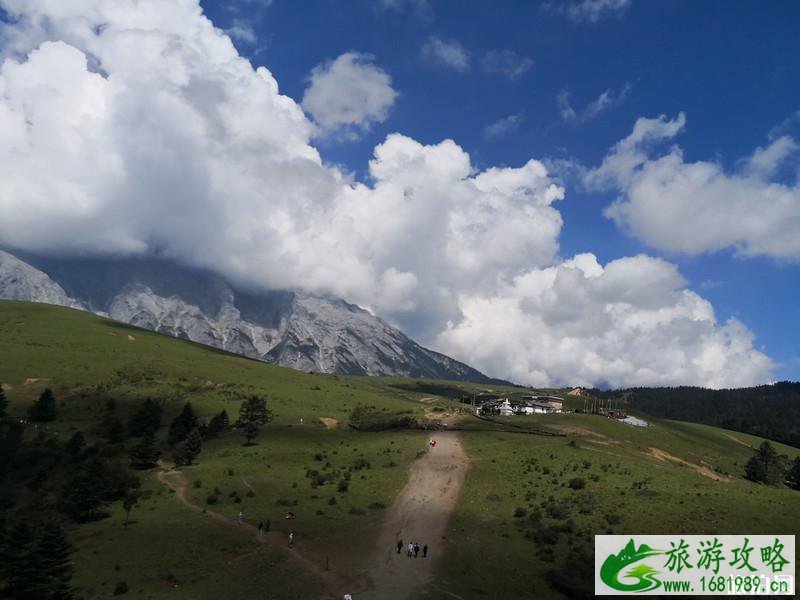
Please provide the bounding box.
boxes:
[0,250,499,383]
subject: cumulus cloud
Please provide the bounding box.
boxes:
[437,254,773,388]
[420,36,469,72]
[558,83,630,124]
[481,49,534,80]
[484,113,524,139]
[0,0,773,388]
[586,113,800,259]
[301,51,397,139]
[556,0,632,24]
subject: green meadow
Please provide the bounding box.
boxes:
[2,300,799,599]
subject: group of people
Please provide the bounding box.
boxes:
[396,539,428,558]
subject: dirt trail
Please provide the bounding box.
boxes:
[156,462,355,597]
[357,432,469,600]
[647,447,730,482]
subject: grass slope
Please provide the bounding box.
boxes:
[3,300,799,599]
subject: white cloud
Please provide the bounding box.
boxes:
[420,36,469,72]
[481,49,534,80]
[558,83,630,124]
[301,51,397,139]
[437,254,773,388]
[0,0,774,388]
[586,113,800,260]
[225,18,257,44]
[377,0,433,21]
[558,0,632,24]
[484,113,524,139]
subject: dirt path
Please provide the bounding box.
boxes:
[646,447,730,482]
[357,432,469,600]
[156,462,355,597]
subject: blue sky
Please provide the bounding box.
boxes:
[1,0,798,386]
[196,0,800,381]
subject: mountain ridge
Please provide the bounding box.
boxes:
[0,249,505,384]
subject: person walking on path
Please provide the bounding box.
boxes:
[413,542,420,558]
[237,510,244,525]
[288,532,294,548]
[257,521,264,538]
[396,539,403,554]
[407,542,413,557]
[422,544,428,558]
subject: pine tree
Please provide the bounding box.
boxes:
[36,525,76,600]
[236,396,273,427]
[787,456,800,491]
[130,429,160,469]
[100,399,125,443]
[2,522,45,599]
[173,428,202,466]
[745,441,788,486]
[0,386,8,418]
[64,432,86,456]
[123,493,139,526]
[204,410,230,439]
[28,388,57,422]
[61,462,107,522]
[243,421,260,445]
[168,402,198,446]
[127,398,163,437]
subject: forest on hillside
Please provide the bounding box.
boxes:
[589,382,800,448]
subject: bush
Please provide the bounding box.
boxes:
[351,458,371,471]
[246,490,256,498]
[193,480,202,489]
[328,497,337,506]
[113,582,129,596]
[337,479,349,493]
[349,507,366,515]
[568,477,586,490]
[513,506,528,518]
[605,512,624,525]
[206,494,219,505]
[368,501,386,510]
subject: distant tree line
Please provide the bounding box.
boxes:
[588,382,800,448]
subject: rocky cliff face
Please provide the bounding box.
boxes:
[0,250,498,382]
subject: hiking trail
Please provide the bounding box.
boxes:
[357,432,469,600]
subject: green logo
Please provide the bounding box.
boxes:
[600,539,665,592]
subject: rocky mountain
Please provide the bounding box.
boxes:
[0,249,500,383]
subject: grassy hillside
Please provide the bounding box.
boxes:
[2,300,799,600]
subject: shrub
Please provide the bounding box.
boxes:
[605,512,624,525]
[206,494,219,505]
[337,479,349,493]
[513,506,528,518]
[368,501,386,510]
[246,490,255,498]
[349,507,366,515]
[113,582,129,596]
[328,497,337,506]
[568,477,586,490]
[193,480,202,489]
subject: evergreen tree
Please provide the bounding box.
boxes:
[0,386,8,418]
[130,429,160,469]
[0,418,23,481]
[745,441,788,486]
[203,410,230,439]
[2,522,45,599]
[787,456,800,491]
[168,402,198,446]
[243,421,259,445]
[64,432,86,456]
[173,428,202,466]
[28,388,57,422]
[100,399,126,444]
[61,462,108,522]
[127,398,163,437]
[36,525,76,600]
[236,396,273,427]
[122,493,139,526]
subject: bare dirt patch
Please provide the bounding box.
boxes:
[319,417,338,429]
[647,447,730,482]
[551,424,609,440]
[722,432,753,449]
[24,378,48,385]
[358,432,469,600]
